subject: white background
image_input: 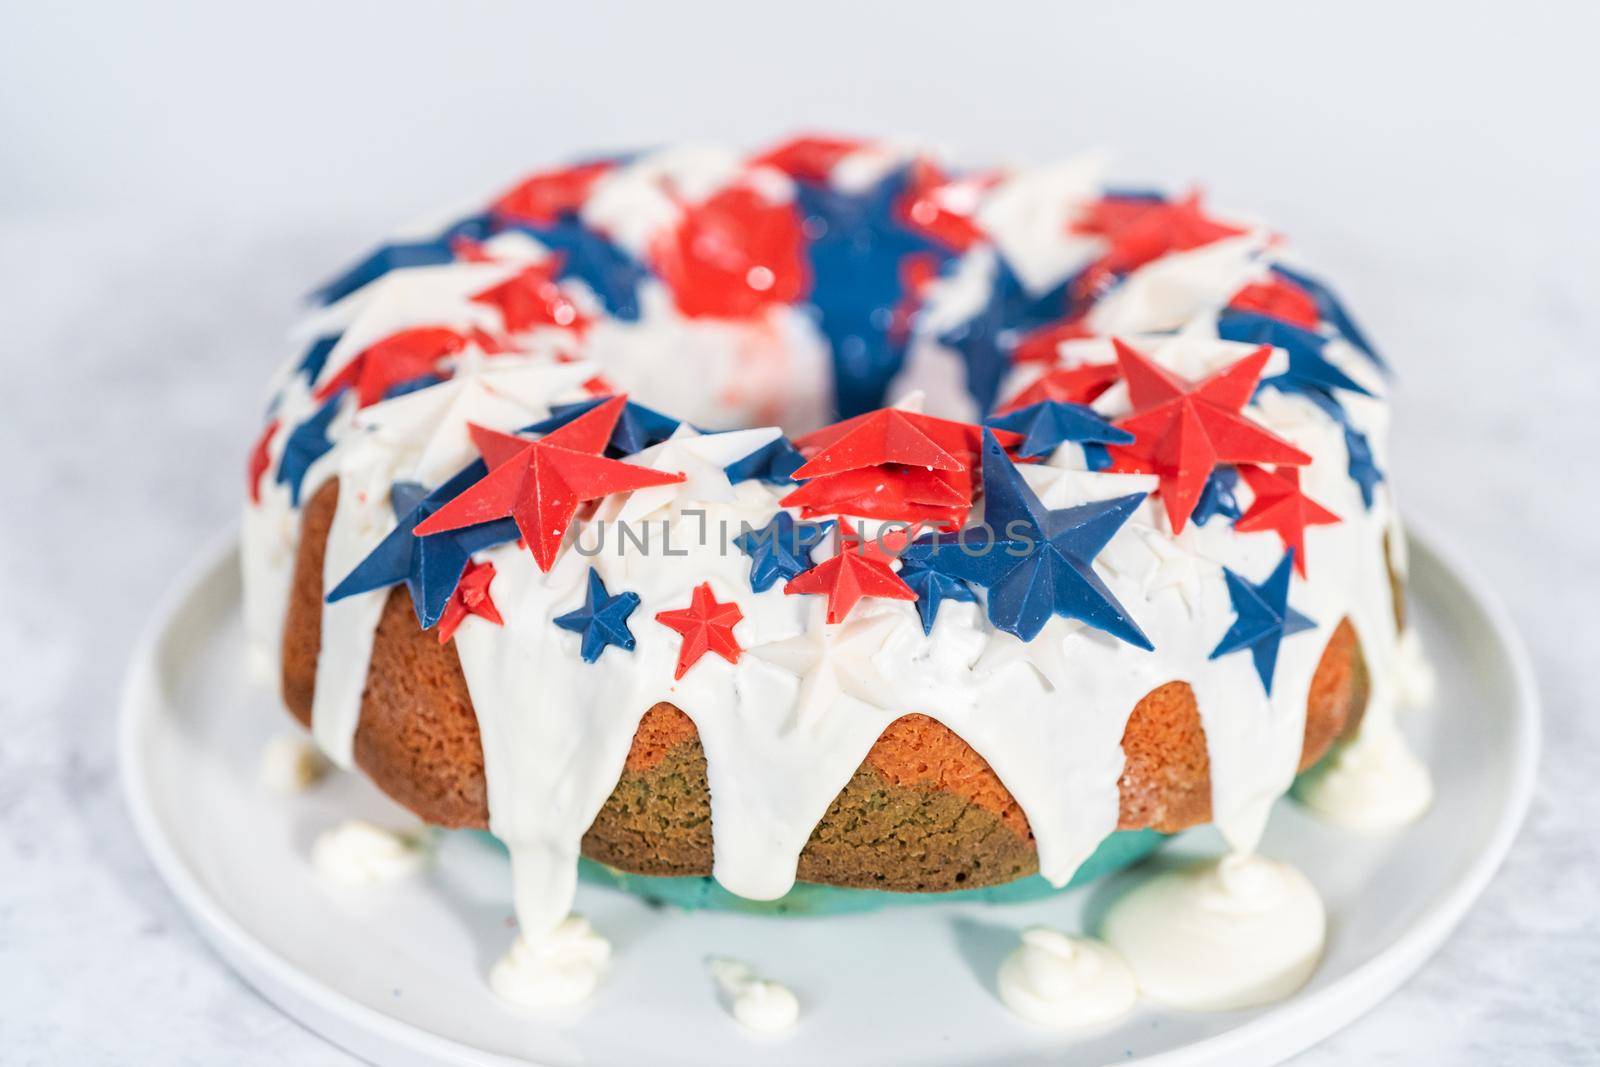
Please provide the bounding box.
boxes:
[2,1,1597,1062]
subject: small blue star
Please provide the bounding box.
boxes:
[1210,550,1317,695]
[503,217,649,321]
[912,431,1152,646]
[522,395,680,456]
[724,435,806,485]
[276,394,343,505]
[733,512,833,593]
[984,400,1133,459]
[1218,310,1373,399]
[326,468,519,628]
[1344,426,1384,508]
[895,553,978,635]
[1192,467,1243,526]
[938,257,1075,416]
[314,213,493,305]
[1270,264,1387,372]
[553,567,642,663]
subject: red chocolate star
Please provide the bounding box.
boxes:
[792,407,967,480]
[247,419,278,504]
[471,259,590,335]
[784,523,917,624]
[751,135,865,182]
[652,185,809,319]
[1233,465,1341,576]
[896,159,991,252]
[1072,191,1245,295]
[1012,318,1096,367]
[314,326,481,408]
[1228,276,1320,329]
[795,409,1018,470]
[412,396,685,571]
[436,560,504,644]
[656,582,744,680]
[492,161,613,226]
[1107,339,1311,533]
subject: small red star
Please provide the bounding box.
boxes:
[1234,465,1341,576]
[1072,191,1245,296]
[246,419,279,504]
[412,396,685,571]
[436,561,504,644]
[996,361,1121,414]
[652,185,809,319]
[1107,339,1311,533]
[1228,276,1319,329]
[314,326,479,408]
[492,161,614,226]
[896,160,992,252]
[656,582,744,680]
[784,523,916,624]
[471,259,590,335]
[751,135,865,182]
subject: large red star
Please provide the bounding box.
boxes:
[471,259,590,335]
[1234,465,1341,576]
[651,185,809,319]
[413,396,685,571]
[795,409,1018,470]
[246,419,278,504]
[792,407,967,480]
[996,361,1121,415]
[655,582,744,680]
[784,523,916,624]
[1072,191,1246,296]
[1107,339,1311,533]
[492,161,614,226]
[1228,276,1319,329]
[314,326,485,408]
[436,560,504,644]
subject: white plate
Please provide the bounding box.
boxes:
[120,528,1538,1067]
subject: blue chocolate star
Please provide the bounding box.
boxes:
[325,467,518,628]
[1270,264,1387,372]
[275,394,343,505]
[522,395,680,456]
[938,257,1076,416]
[984,400,1133,459]
[314,213,493,305]
[1192,466,1243,527]
[1344,426,1384,508]
[724,435,806,485]
[1218,310,1373,400]
[733,512,833,593]
[913,431,1152,646]
[553,567,641,663]
[1210,550,1317,694]
[895,554,978,635]
[503,217,649,321]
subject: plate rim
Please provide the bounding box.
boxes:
[118,523,1541,1067]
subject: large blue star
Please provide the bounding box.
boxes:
[1210,550,1317,695]
[314,213,493,305]
[724,435,806,485]
[1218,310,1373,400]
[325,467,518,628]
[502,217,649,321]
[1270,264,1387,372]
[553,567,641,663]
[275,394,343,505]
[795,166,954,417]
[984,399,1133,459]
[939,257,1077,416]
[521,395,680,456]
[733,512,833,593]
[895,553,978,635]
[912,431,1152,646]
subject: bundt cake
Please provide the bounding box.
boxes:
[243,135,1411,942]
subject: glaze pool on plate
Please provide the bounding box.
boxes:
[120,529,1537,1067]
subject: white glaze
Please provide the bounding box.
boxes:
[707,958,800,1033]
[242,142,1421,958]
[489,916,612,1008]
[258,734,330,792]
[1100,854,1326,1011]
[311,820,430,885]
[996,927,1138,1029]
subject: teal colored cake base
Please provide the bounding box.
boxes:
[551,829,1167,916]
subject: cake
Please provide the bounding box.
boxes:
[243,135,1428,1012]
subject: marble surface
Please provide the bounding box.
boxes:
[3,3,1599,1063]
